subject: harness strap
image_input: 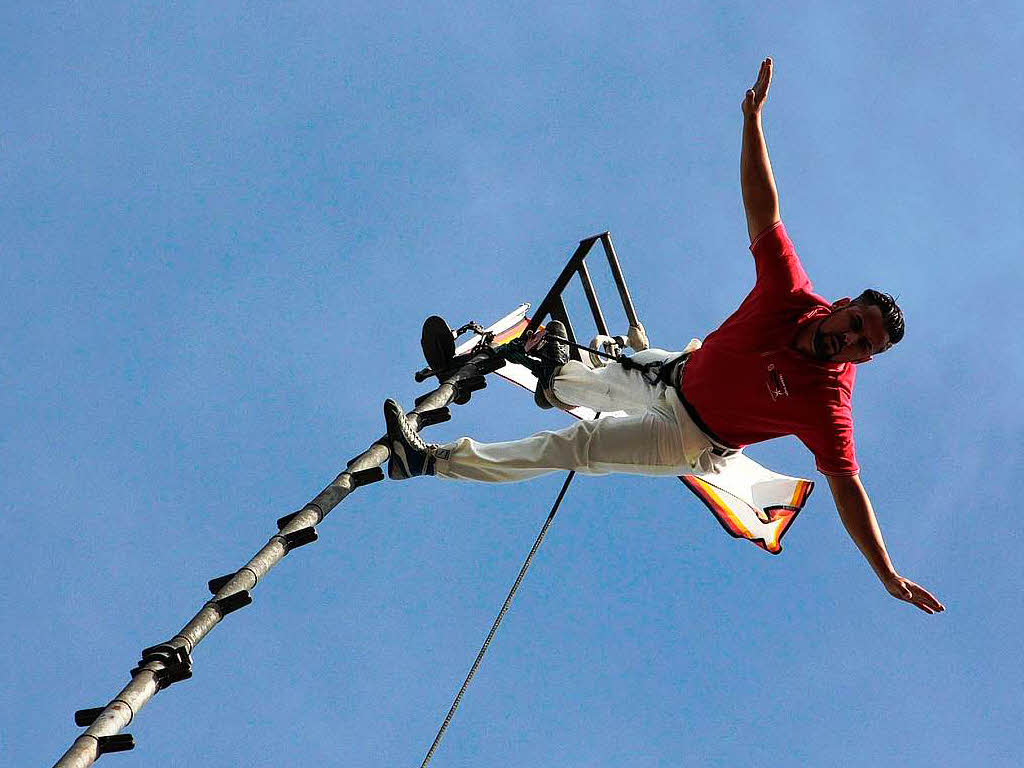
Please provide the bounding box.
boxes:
[617,351,688,386]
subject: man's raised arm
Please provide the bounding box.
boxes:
[827,473,945,614]
[740,58,781,243]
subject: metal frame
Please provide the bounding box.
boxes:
[525,232,641,358]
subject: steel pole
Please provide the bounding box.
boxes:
[52,350,497,768]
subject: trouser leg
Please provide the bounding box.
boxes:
[435,397,689,483]
[549,348,675,415]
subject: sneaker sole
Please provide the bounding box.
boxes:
[384,399,414,479]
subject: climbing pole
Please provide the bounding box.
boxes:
[51,346,506,767]
[51,232,644,767]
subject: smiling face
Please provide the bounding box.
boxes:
[809,299,892,363]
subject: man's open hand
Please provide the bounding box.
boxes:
[742,57,773,117]
[883,574,946,614]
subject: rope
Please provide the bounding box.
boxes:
[419,470,577,768]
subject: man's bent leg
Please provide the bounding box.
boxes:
[550,348,675,415]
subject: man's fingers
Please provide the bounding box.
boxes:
[758,58,772,95]
[896,586,931,613]
[743,58,773,113]
[908,595,933,613]
[913,594,938,614]
[902,580,945,613]
[750,58,772,102]
[915,587,945,612]
[906,580,944,608]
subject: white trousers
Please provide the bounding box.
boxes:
[434,348,725,483]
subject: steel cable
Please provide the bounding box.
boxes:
[419,470,576,767]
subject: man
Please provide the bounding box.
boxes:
[383,58,944,615]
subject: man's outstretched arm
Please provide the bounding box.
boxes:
[827,473,945,614]
[740,58,781,243]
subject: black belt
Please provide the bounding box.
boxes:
[666,355,740,458]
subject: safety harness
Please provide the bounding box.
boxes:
[500,331,738,457]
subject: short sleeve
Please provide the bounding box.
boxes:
[749,221,812,294]
[799,402,860,477]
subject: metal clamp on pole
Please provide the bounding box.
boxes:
[349,467,385,487]
[451,375,487,405]
[208,567,259,595]
[275,504,323,531]
[213,590,253,616]
[207,572,236,594]
[73,707,106,727]
[416,407,452,428]
[96,734,135,755]
[274,527,318,553]
[276,509,303,530]
[130,644,193,691]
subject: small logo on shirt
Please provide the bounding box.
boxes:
[766,363,789,401]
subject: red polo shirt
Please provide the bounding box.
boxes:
[680,222,859,476]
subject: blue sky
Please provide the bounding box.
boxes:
[3,2,1021,766]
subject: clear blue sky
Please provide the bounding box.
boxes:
[3,2,1021,766]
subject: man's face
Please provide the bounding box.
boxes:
[811,300,891,363]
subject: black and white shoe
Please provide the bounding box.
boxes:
[384,399,437,479]
[530,320,570,410]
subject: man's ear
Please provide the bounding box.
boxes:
[832,297,852,309]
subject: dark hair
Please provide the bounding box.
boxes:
[854,289,905,347]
